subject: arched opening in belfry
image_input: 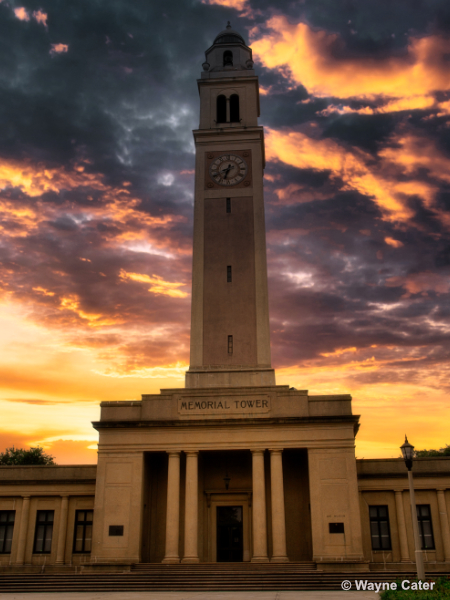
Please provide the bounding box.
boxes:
[230,94,240,122]
[217,95,226,123]
[223,51,233,66]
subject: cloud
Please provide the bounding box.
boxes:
[32,10,47,27]
[201,0,249,12]
[118,269,189,298]
[0,0,449,463]
[251,17,450,99]
[14,7,30,21]
[50,43,69,55]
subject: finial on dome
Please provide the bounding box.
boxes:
[226,21,231,29]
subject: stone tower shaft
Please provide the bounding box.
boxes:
[186,24,275,388]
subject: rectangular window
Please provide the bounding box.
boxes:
[73,510,93,553]
[228,335,233,354]
[33,510,54,554]
[226,197,231,213]
[227,265,232,283]
[417,505,435,550]
[369,505,392,550]
[0,511,15,554]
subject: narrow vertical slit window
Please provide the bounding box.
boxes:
[228,335,233,354]
[0,511,15,554]
[226,198,231,213]
[227,265,232,282]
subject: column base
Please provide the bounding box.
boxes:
[251,556,269,563]
[271,556,289,563]
[181,557,200,563]
[162,557,180,564]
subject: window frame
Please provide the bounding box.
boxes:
[416,504,435,550]
[72,509,94,554]
[33,509,54,554]
[0,510,15,554]
[369,505,392,551]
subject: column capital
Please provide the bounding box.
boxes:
[60,493,70,498]
[21,495,31,500]
[268,448,283,454]
[251,448,266,455]
[185,450,199,457]
[166,450,181,457]
[436,488,447,493]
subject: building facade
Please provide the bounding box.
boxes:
[1,24,450,574]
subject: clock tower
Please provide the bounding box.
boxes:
[186,23,275,388]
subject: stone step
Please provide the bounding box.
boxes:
[1,571,447,592]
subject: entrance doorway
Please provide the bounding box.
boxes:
[216,506,243,562]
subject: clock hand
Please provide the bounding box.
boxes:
[221,164,232,179]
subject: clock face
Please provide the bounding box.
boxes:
[209,154,248,186]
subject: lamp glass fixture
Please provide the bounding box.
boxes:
[400,435,415,462]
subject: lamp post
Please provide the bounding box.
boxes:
[400,436,425,581]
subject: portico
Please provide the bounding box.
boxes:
[91,386,363,569]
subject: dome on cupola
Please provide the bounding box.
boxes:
[213,22,246,46]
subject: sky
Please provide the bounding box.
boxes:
[1,0,449,464]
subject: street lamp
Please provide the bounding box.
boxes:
[400,436,425,581]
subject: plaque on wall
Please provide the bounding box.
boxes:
[178,395,270,416]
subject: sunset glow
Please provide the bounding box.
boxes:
[1,0,449,464]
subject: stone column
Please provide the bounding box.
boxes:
[162,451,181,563]
[251,449,269,562]
[16,496,30,565]
[395,490,411,562]
[269,449,288,562]
[437,490,450,562]
[56,495,69,564]
[182,451,199,563]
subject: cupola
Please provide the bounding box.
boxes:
[201,22,254,78]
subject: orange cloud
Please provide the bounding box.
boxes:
[318,95,437,117]
[265,128,410,220]
[119,269,188,298]
[320,347,358,358]
[32,9,48,27]
[265,127,450,224]
[384,237,403,248]
[50,43,69,55]
[0,158,184,254]
[251,17,450,99]
[201,0,249,11]
[386,272,450,296]
[14,7,30,21]
[33,286,55,297]
[60,295,123,327]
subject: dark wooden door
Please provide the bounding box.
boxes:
[216,506,243,562]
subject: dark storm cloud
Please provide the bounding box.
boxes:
[0,0,449,396]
